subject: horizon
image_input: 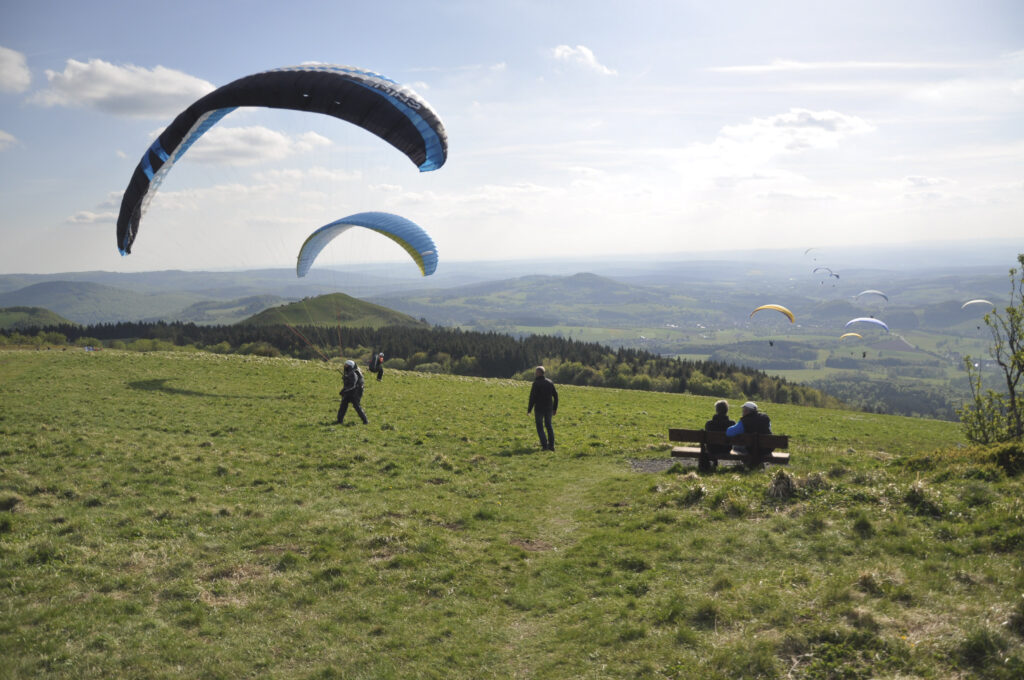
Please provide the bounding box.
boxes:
[0,236,1018,279]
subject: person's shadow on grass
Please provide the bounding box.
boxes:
[127,378,279,400]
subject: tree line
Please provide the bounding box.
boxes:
[1,320,842,407]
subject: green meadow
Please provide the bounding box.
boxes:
[2,348,1023,679]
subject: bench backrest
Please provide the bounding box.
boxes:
[668,428,789,451]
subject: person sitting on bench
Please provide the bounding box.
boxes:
[704,399,735,456]
[726,401,773,466]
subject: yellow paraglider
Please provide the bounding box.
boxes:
[750,304,795,323]
[840,332,863,340]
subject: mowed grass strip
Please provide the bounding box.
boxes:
[1,349,1022,679]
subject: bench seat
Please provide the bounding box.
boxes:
[668,428,790,468]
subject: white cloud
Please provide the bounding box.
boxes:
[904,175,951,188]
[253,165,361,184]
[67,210,117,224]
[367,183,403,193]
[718,108,874,153]
[0,129,15,151]
[0,46,31,92]
[184,126,331,165]
[754,190,839,202]
[30,59,214,117]
[709,59,972,74]
[551,45,617,76]
[907,77,1024,111]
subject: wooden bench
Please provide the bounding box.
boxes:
[668,428,790,471]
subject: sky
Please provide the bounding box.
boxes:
[0,0,1022,274]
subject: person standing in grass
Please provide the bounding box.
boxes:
[337,360,368,425]
[375,352,385,381]
[527,366,558,451]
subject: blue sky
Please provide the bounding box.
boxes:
[1,0,1022,274]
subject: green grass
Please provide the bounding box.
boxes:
[2,349,1022,679]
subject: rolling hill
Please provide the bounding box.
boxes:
[239,292,426,328]
[166,295,287,325]
[372,272,721,328]
[0,281,207,325]
[0,306,73,330]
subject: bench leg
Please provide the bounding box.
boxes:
[697,447,717,473]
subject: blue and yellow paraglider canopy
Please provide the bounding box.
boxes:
[296,212,438,278]
[116,64,448,255]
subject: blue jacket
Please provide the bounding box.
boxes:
[726,411,771,437]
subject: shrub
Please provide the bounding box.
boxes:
[238,341,281,357]
[767,469,796,500]
[0,494,22,511]
[954,626,1008,669]
[851,512,875,539]
[903,480,943,518]
[988,440,1024,476]
[680,484,706,506]
[1008,595,1024,638]
[206,341,232,354]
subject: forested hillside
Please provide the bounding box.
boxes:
[2,321,841,408]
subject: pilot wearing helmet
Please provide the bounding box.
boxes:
[337,359,368,425]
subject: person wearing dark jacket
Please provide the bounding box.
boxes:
[337,360,368,425]
[726,401,773,466]
[704,400,735,456]
[527,366,558,451]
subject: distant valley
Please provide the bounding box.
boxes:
[2,250,1017,420]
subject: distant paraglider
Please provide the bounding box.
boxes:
[961,299,995,310]
[116,64,449,255]
[855,289,889,302]
[840,332,863,340]
[296,212,438,277]
[813,266,840,279]
[750,304,795,323]
[845,317,890,332]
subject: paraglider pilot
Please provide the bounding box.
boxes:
[337,360,368,425]
[527,366,558,451]
[375,352,385,381]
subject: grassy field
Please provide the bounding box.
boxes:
[2,349,1023,679]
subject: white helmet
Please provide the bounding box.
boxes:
[344,360,355,368]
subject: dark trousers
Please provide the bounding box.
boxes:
[337,390,368,424]
[534,409,554,449]
[376,368,383,381]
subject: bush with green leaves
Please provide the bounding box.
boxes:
[959,253,1024,443]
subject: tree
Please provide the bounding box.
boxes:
[959,254,1024,443]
